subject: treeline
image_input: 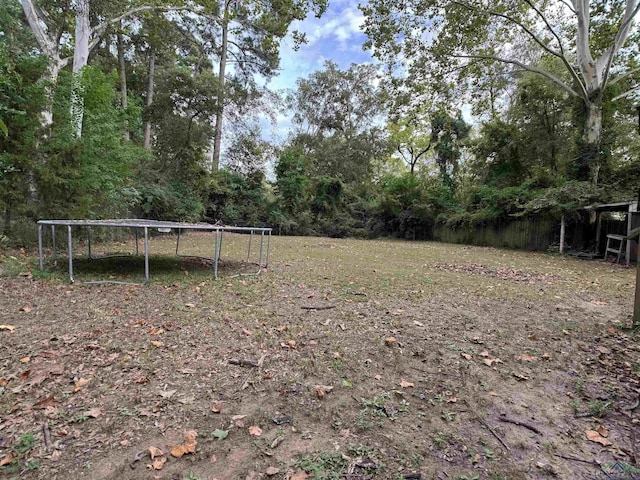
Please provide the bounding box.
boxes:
[1,0,639,247]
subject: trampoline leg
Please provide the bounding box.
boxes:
[52,226,57,266]
[176,228,181,256]
[214,230,220,280]
[38,224,43,270]
[68,225,74,283]
[87,228,92,259]
[265,231,271,268]
[135,228,139,255]
[144,227,149,283]
[258,231,264,269]
[247,230,253,262]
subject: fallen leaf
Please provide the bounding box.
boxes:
[74,378,89,392]
[184,303,195,308]
[33,395,56,409]
[147,457,167,470]
[248,426,263,436]
[461,353,472,360]
[266,466,280,476]
[211,401,223,413]
[0,453,15,466]
[585,430,612,446]
[150,340,163,348]
[158,389,177,399]
[0,325,15,332]
[287,340,296,348]
[399,379,414,388]
[483,358,503,366]
[19,356,30,363]
[513,373,529,381]
[210,454,217,463]
[148,446,164,459]
[562,329,570,335]
[374,374,382,380]
[242,329,252,336]
[447,396,458,403]
[488,391,498,396]
[385,337,397,346]
[480,350,490,357]
[171,430,197,458]
[212,429,229,440]
[316,388,325,399]
[20,306,32,313]
[516,354,538,362]
[136,376,150,384]
[263,372,273,380]
[596,425,609,438]
[85,407,102,418]
[596,346,610,355]
[413,321,425,327]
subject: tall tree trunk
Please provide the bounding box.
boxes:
[71,0,90,138]
[144,51,155,150]
[117,25,130,142]
[577,101,604,184]
[211,8,229,172]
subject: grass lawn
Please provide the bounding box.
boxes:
[0,233,639,480]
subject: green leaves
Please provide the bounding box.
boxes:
[211,429,229,441]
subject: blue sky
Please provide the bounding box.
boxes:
[260,0,375,141]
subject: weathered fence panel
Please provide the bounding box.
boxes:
[433,218,559,251]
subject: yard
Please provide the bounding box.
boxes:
[0,234,639,480]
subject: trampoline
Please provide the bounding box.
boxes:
[37,219,271,284]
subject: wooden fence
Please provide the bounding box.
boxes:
[433,218,559,251]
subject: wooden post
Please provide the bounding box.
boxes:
[560,214,565,254]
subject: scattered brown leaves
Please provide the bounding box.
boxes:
[399,379,414,388]
[248,426,263,436]
[585,429,612,446]
[170,430,198,458]
[74,378,90,392]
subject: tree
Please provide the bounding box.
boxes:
[289,61,390,184]
[362,0,640,182]
[199,0,328,170]
[387,115,433,176]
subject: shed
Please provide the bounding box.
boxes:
[571,201,639,265]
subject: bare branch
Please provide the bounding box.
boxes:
[599,0,640,92]
[452,1,565,61]
[611,84,640,102]
[91,6,205,40]
[452,54,581,98]
[609,66,640,86]
[558,0,576,14]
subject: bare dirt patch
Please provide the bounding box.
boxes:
[0,235,639,480]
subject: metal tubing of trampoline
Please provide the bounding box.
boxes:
[176,228,181,256]
[52,225,57,265]
[265,231,271,267]
[135,228,139,255]
[214,229,220,279]
[68,225,74,283]
[38,224,43,270]
[247,230,253,262]
[87,227,92,259]
[144,227,149,283]
[259,230,264,268]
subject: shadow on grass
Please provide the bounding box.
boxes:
[40,255,262,284]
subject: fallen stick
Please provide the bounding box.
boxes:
[228,359,259,368]
[42,422,51,452]
[498,416,542,435]
[553,453,599,466]
[301,305,336,311]
[463,400,510,452]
